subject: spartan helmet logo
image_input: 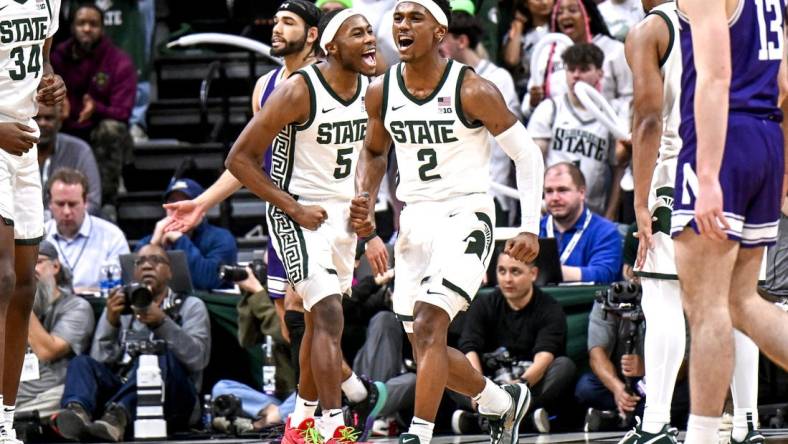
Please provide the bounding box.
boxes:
[463,212,493,262]
[464,230,487,260]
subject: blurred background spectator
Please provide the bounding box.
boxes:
[137,178,238,291]
[16,241,95,417]
[36,102,102,217]
[44,168,130,293]
[52,4,136,214]
[539,163,622,284]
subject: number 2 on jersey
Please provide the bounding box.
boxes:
[9,45,42,81]
[417,148,441,181]
[755,0,784,61]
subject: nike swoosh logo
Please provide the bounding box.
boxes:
[403,439,417,444]
[392,104,406,111]
[0,5,7,11]
[425,289,445,296]
[329,411,343,417]
[322,107,336,113]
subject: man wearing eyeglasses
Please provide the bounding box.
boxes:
[54,244,211,442]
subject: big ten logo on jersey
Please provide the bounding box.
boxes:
[315,119,367,145]
[437,96,453,114]
[551,128,609,162]
[35,0,47,10]
[389,120,458,144]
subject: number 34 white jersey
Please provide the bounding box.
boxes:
[0,0,60,124]
[383,60,491,204]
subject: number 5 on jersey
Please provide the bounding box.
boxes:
[334,147,354,179]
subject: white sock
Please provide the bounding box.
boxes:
[731,330,759,441]
[290,395,318,427]
[2,404,13,425]
[473,378,512,417]
[641,280,685,434]
[341,373,368,403]
[320,408,345,438]
[407,417,434,444]
[732,408,757,442]
[685,414,722,444]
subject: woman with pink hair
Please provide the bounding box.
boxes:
[521,0,632,118]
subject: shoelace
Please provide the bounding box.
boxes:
[336,426,361,443]
[300,424,324,444]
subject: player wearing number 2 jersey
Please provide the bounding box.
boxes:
[0,0,66,442]
[351,1,545,444]
[669,1,788,443]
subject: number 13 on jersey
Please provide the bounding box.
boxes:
[755,0,785,61]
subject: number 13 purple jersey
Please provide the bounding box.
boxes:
[679,0,786,134]
[671,0,787,246]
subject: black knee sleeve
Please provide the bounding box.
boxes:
[284,310,305,380]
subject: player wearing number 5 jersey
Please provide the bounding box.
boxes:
[669,1,788,443]
[226,9,378,442]
[0,0,66,442]
[350,1,544,444]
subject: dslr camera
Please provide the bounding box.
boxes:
[594,281,644,321]
[481,347,533,385]
[219,258,267,284]
[121,282,155,314]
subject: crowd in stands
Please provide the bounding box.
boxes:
[11,0,786,441]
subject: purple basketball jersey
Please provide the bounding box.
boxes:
[672,0,786,246]
[260,67,288,298]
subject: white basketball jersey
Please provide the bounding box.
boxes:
[652,1,682,161]
[383,60,491,204]
[0,0,60,125]
[637,2,683,279]
[543,95,618,215]
[269,64,368,202]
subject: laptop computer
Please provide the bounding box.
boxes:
[534,237,563,286]
[119,250,194,294]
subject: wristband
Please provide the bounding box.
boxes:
[362,229,378,242]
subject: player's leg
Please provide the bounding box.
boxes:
[730,329,760,443]
[638,278,685,436]
[674,229,739,444]
[728,247,788,370]
[309,294,346,436]
[0,221,15,437]
[289,308,319,428]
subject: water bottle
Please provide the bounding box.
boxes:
[99,262,121,298]
[262,335,276,396]
[201,394,213,431]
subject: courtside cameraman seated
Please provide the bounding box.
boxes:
[454,252,576,434]
[55,244,211,442]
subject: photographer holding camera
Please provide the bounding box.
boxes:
[575,288,645,431]
[55,244,211,442]
[454,252,576,434]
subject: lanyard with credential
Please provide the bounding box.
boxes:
[54,220,92,273]
[546,208,592,264]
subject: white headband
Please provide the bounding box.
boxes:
[395,0,448,27]
[320,9,362,53]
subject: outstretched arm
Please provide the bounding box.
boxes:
[625,14,668,267]
[682,0,731,240]
[226,75,327,230]
[463,71,544,263]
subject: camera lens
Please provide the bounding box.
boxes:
[219,265,249,282]
[129,285,154,310]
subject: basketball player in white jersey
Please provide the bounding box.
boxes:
[163,4,388,439]
[625,1,763,443]
[226,9,377,443]
[350,1,544,444]
[0,0,66,442]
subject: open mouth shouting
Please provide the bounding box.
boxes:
[398,34,415,51]
[362,47,377,68]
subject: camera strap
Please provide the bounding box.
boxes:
[546,208,592,264]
